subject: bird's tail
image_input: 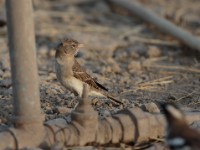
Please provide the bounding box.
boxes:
[106,94,124,105]
[90,90,123,105]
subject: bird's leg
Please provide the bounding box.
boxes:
[91,97,103,106]
[67,91,80,109]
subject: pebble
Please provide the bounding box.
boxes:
[148,46,161,58]
[131,103,136,108]
[127,61,142,72]
[141,102,160,113]
[107,58,121,73]
[49,49,55,57]
[46,118,67,126]
[126,47,140,59]
[46,73,57,81]
[45,88,57,95]
[0,88,12,96]
[114,50,127,60]
[46,110,53,114]
[64,115,72,123]
[119,104,124,110]
[54,106,71,114]
[128,43,148,57]
[45,106,53,114]
[100,109,111,117]
[1,56,10,70]
[129,51,140,59]
[46,114,56,120]
[38,46,48,56]
[2,71,11,78]
[0,78,11,88]
[91,98,99,105]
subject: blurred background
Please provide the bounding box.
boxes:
[0,0,200,131]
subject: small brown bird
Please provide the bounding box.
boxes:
[161,103,200,150]
[55,39,123,104]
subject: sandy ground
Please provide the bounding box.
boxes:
[0,0,200,149]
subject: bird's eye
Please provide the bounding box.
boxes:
[72,44,76,48]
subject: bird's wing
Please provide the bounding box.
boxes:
[72,59,108,91]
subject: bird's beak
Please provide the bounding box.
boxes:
[75,43,84,56]
[78,43,84,48]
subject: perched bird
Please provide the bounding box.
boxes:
[161,103,200,150]
[55,39,123,104]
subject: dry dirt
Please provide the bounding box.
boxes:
[0,0,200,149]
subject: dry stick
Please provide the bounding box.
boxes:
[145,64,200,74]
[134,76,173,91]
[139,76,173,84]
[135,80,173,92]
[129,36,180,47]
[175,90,196,102]
[143,57,169,64]
[107,0,200,52]
[138,80,173,87]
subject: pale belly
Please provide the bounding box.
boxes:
[62,77,105,97]
[55,61,105,97]
[62,77,84,96]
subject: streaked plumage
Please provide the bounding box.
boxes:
[55,39,123,104]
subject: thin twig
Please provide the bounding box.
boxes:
[174,91,196,102]
[138,80,173,87]
[139,76,173,84]
[145,64,200,74]
[129,36,180,47]
[121,76,173,93]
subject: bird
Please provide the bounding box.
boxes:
[161,103,200,150]
[55,39,123,105]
